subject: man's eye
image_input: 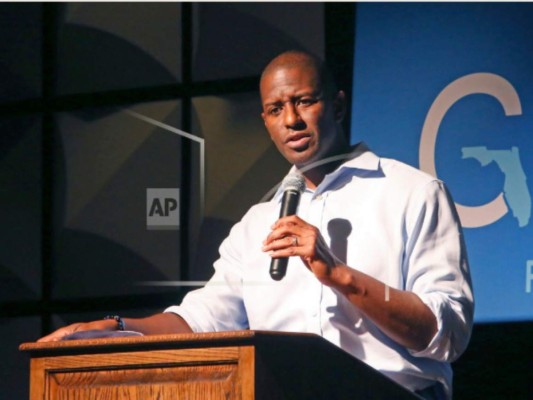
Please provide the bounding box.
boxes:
[268,107,282,115]
[297,98,317,107]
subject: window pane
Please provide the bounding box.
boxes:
[52,101,184,298]
[57,3,182,94]
[0,3,42,102]
[0,115,42,301]
[192,3,325,81]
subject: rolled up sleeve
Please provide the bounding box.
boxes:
[404,180,474,362]
[165,219,249,332]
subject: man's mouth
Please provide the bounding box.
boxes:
[286,133,311,150]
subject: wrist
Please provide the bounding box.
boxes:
[104,315,125,331]
[330,264,364,296]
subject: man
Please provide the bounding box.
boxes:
[39,51,474,399]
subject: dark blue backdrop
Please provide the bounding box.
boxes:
[351,3,533,322]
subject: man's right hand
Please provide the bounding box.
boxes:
[37,319,118,342]
[37,313,194,343]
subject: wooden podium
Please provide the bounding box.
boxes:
[20,330,421,399]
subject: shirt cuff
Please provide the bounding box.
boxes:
[408,293,449,360]
[164,305,202,333]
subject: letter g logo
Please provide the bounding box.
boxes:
[419,73,522,228]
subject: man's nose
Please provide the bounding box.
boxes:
[284,103,304,129]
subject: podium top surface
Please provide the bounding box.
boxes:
[19,330,319,356]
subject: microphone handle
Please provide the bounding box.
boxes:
[270,189,300,281]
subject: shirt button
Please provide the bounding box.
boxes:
[315,194,323,200]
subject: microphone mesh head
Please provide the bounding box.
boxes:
[282,173,306,193]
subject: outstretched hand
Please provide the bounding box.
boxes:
[262,215,343,285]
[37,319,117,342]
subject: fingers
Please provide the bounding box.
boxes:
[37,323,82,342]
[262,215,341,282]
[37,319,117,342]
[263,241,297,258]
[264,216,309,245]
[262,216,317,258]
[37,332,61,342]
[269,215,301,231]
[291,236,299,246]
[263,235,298,251]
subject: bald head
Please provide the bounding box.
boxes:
[260,50,338,98]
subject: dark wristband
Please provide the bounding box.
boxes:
[104,315,125,331]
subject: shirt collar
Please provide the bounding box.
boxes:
[334,141,380,172]
[273,142,380,199]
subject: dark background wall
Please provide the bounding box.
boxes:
[0,3,529,399]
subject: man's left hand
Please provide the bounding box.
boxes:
[262,215,341,285]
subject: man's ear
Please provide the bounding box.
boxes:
[334,90,346,123]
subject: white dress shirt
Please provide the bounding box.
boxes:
[166,143,474,398]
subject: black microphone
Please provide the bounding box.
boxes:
[270,173,306,281]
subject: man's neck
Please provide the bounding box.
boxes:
[299,143,353,190]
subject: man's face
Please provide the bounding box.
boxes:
[260,65,344,168]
